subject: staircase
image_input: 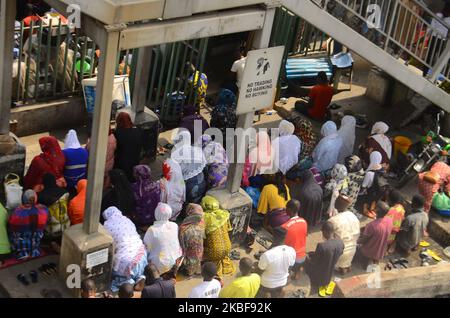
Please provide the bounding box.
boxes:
[280,0,450,112]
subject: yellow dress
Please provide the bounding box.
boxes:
[257,184,291,215]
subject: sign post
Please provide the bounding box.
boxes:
[210,45,284,244]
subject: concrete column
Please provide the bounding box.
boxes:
[83,28,120,234]
[0,0,15,136]
[132,46,153,113]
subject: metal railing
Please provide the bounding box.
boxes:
[13,19,139,105]
[313,0,450,84]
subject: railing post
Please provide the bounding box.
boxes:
[429,39,450,83]
[384,0,399,50]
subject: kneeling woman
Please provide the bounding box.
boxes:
[257,172,291,229]
[103,207,148,292]
[201,196,235,276]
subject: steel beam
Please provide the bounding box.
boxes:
[119,8,266,50]
[0,0,16,135]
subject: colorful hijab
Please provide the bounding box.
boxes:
[103,206,146,276]
[201,196,230,235]
[116,112,134,129]
[68,179,87,225]
[197,135,228,165]
[160,159,186,219]
[370,122,392,159]
[292,116,317,159]
[64,129,82,149]
[171,129,207,180]
[180,203,204,228]
[132,165,161,225]
[345,155,364,174]
[337,116,356,164]
[24,136,66,190]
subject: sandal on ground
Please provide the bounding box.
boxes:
[325,281,336,295]
[318,285,328,297]
[419,240,430,247]
[29,270,38,283]
[17,274,30,286]
[38,264,52,277]
[229,250,241,260]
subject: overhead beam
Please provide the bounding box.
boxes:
[119,7,266,50]
[281,0,450,112]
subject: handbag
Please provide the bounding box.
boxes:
[335,194,352,212]
[4,173,23,210]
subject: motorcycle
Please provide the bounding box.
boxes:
[393,110,450,188]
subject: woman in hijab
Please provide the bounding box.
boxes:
[24,136,66,192]
[337,116,356,164]
[328,210,360,275]
[272,120,302,175]
[292,169,323,227]
[62,129,88,191]
[143,203,183,276]
[103,206,148,293]
[38,173,70,237]
[201,196,235,276]
[257,172,291,228]
[101,169,136,220]
[179,104,210,142]
[171,129,207,204]
[179,203,205,277]
[359,121,392,170]
[68,179,87,225]
[344,155,365,210]
[86,126,116,185]
[360,151,386,218]
[114,112,143,181]
[312,121,344,174]
[210,89,238,142]
[242,130,274,188]
[131,165,161,227]
[324,164,349,218]
[290,114,317,162]
[197,135,229,190]
[160,159,186,220]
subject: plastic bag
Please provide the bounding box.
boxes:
[4,173,23,210]
[245,186,260,209]
[432,192,450,215]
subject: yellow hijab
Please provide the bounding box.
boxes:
[201,196,230,234]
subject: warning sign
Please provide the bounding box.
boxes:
[236,46,284,115]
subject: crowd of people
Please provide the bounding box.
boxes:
[0,69,442,298]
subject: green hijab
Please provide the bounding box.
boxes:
[201,196,230,234]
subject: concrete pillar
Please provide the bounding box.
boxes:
[59,24,119,296]
[208,8,277,245]
[132,46,153,114]
[0,0,15,136]
[83,28,120,234]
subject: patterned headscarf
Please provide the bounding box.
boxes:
[201,196,230,234]
[345,155,363,173]
[217,89,237,109]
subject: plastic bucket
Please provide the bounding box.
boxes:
[394,136,412,159]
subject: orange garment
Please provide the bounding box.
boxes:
[68,179,87,225]
[308,84,334,120]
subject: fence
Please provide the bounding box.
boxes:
[13,18,209,119]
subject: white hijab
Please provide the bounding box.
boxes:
[272,120,302,175]
[312,121,344,172]
[337,116,356,164]
[371,122,392,159]
[103,206,146,275]
[171,129,207,180]
[160,158,186,219]
[64,129,81,149]
[362,151,383,188]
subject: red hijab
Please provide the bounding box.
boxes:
[24,136,66,190]
[116,112,133,129]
